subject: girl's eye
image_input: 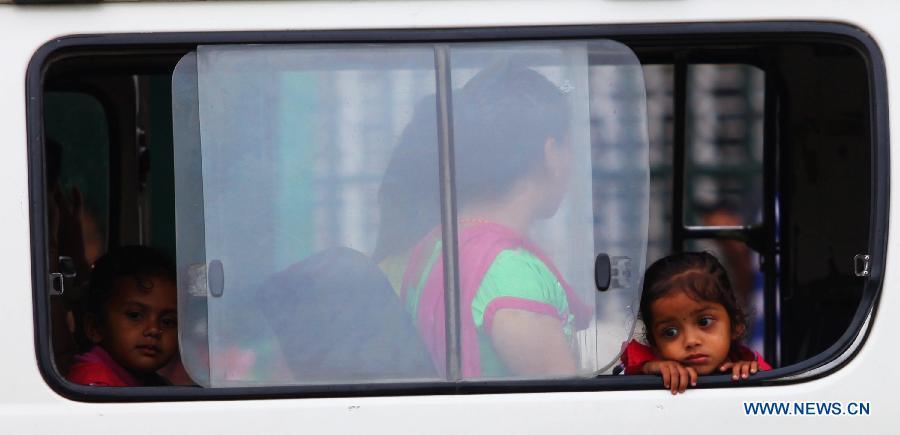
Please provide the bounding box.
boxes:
[661,327,678,338]
[125,311,142,321]
[160,317,178,329]
[698,316,714,327]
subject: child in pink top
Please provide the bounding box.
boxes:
[67,246,178,387]
[621,252,771,394]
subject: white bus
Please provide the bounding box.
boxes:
[0,0,890,432]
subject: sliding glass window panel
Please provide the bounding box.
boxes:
[436,41,649,379]
[173,46,441,387]
[173,39,648,386]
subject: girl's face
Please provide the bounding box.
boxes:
[87,276,178,375]
[648,289,739,375]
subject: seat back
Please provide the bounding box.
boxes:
[259,247,437,382]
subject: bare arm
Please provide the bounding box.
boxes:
[489,308,577,377]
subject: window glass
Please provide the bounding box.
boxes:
[44,91,111,375]
[585,45,650,372]
[642,64,674,264]
[685,64,764,226]
[44,91,110,264]
[174,46,442,386]
[173,41,648,385]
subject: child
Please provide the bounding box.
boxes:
[621,251,771,394]
[67,246,178,387]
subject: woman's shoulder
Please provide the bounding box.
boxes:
[481,249,561,296]
[472,249,569,326]
[492,248,553,272]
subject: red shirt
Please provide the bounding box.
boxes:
[67,345,141,387]
[621,339,772,375]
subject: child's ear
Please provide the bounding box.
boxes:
[732,323,746,340]
[83,313,104,344]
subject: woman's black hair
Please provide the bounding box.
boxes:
[76,246,176,350]
[453,64,569,207]
[372,64,569,261]
[372,95,440,262]
[639,251,747,347]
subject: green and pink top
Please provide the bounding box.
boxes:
[401,222,592,378]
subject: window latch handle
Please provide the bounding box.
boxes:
[48,272,64,296]
[854,254,871,278]
[209,259,225,297]
[595,253,611,291]
[48,256,77,296]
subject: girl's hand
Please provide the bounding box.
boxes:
[642,360,698,395]
[719,360,759,380]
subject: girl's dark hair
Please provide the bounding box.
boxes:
[639,251,747,346]
[76,246,176,349]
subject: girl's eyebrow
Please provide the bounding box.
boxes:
[124,300,177,312]
[652,315,677,325]
[653,305,719,324]
[121,300,148,310]
[691,305,719,315]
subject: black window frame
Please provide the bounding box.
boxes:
[28,21,888,402]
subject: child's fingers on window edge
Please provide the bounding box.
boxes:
[674,365,686,394]
[665,365,676,393]
[680,367,690,393]
[670,366,678,393]
[731,364,740,380]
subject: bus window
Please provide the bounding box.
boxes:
[34,25,883,398]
